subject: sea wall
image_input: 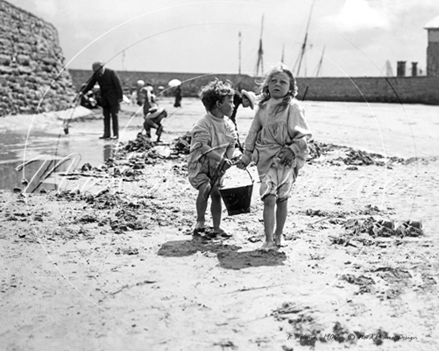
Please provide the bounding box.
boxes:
[297,76,439,105]
[69,69,439,105]
[0,0,76,117]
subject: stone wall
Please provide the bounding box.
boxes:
[298,76,439,105]
[0,0,76,117]
[70,69,439,105]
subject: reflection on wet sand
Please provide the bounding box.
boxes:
[6,155,80,193]
[103,143,114,162]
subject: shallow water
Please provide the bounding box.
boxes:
[0,110,138,192]
[0,134,120,192]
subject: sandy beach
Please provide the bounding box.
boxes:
[0,97,438,351]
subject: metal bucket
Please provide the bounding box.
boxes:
[219,168,254,216]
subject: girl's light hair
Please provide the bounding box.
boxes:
[257,63,298,113]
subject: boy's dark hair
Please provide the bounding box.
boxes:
[199,79,234,112]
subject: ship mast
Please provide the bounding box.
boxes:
[255,15,264,77]
[294,0,316,77]
[385,60,393,77]
[238,31,242,75]
[281,44,285,64]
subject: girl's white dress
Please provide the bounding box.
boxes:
[241,98,312,198]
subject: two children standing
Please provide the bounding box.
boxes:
[188,64,312,250]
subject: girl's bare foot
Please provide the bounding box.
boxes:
[274,232,282,247]
[260,241,278,251]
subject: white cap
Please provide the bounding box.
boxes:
[241,90,256,109]
[146,107,167,119]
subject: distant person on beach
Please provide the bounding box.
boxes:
[80,61,123,139]
[135,80,145,106]
[174,84,182,107]
[142,84,168,142]
[143,107,168,143]
[230,89,256,128]
[141,83,156,116]
[188,79,241,238]
[236,63,312,251]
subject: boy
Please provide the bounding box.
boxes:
[188,80,241,237]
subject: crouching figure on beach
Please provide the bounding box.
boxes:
[188,79,241,238]
[141,84,168,142]
[236,63,312,251]
[143,107,168,142]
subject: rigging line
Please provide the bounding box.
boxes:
[315,46,326,77]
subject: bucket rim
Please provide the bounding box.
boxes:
[219,167,254,191]
[219,184,253,192]
[223,166,254,183]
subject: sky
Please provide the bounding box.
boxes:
[7,0,439,77]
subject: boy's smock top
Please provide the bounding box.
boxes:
[188,112,238,180]
[241,98,312,179]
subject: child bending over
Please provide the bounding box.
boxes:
[237,64,312,250]
[144,107,167,142]
[188,80,240,237]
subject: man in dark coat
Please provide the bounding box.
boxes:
[81,61,123,139]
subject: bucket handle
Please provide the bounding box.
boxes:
[243,167,254,184]
[229,164,254,184]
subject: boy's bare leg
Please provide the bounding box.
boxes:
[274,198,288,246]
[195,182,210,229]
[262,195,277,250]
[210,186,222,231]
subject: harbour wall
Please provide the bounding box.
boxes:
[69,70,439,105]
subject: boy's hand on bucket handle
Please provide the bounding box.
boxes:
[220,157,233,171]
[235,159,247,170]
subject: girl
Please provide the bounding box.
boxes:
[237,64,312,250]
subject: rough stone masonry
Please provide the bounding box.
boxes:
[0,0,76,117]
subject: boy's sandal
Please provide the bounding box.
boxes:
[193,228,204,236]
[192,223,205,236]
[213,228,232,238]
